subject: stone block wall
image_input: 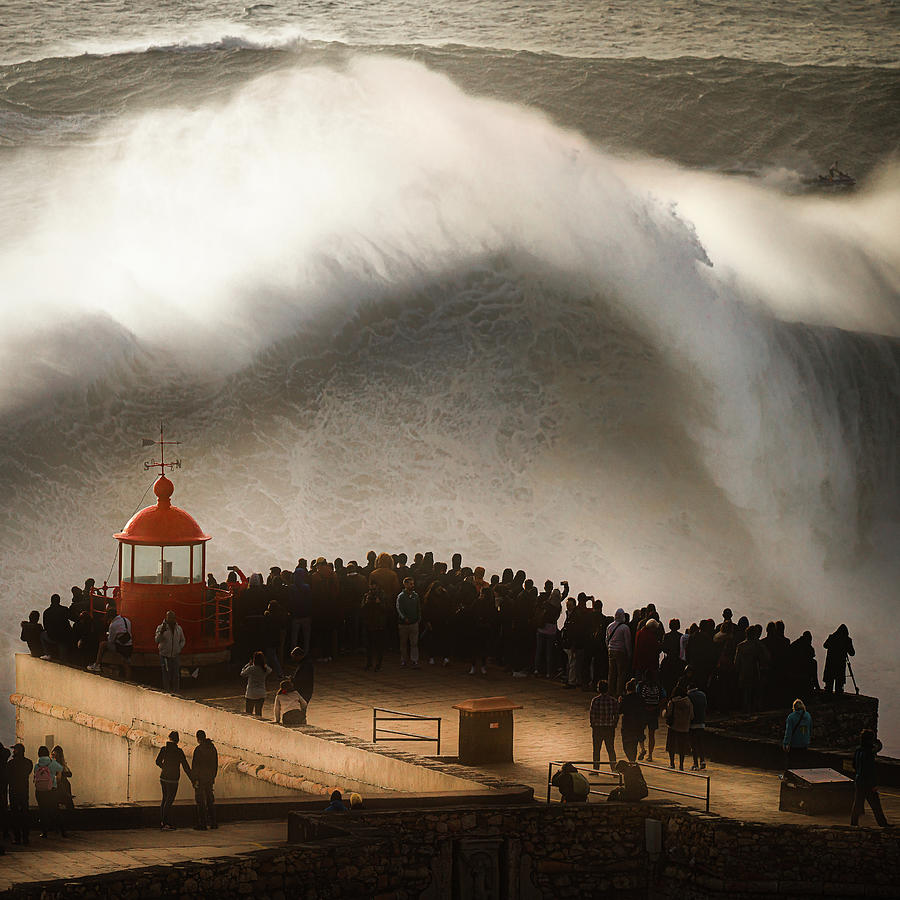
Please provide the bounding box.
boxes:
[714,693,878,748]
[6,802,898,900]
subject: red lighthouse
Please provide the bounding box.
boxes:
[108,429,232,667]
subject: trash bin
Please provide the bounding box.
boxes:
[779,767,854,815]
[453,696,523,765]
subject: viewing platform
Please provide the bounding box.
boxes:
[4,651,898,898]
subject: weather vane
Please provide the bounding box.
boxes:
[142,422,182,476]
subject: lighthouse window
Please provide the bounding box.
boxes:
[161,545,191,585]
[120,543,133,583]
[192,543,203,584]
[133,545,162,584]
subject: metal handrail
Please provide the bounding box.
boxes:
[546,760,623,803]
[373,707,441,754]
[638,761,711,811]
[546,759,711,811]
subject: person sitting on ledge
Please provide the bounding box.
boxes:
[20,611,44,658]
[348,792,364,811]
[551,762,590,804]
[325,789,347,812]
[273,678,308,725]
[87,605,132,680]
[607,760,649,802]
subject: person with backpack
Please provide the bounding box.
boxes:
[551,761,590,803]
[33,745,66,838]
[87,605,133,680]
[155,731,192,831]
[7,744,33,845]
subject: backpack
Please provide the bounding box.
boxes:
[114,617,132,648]
[34,763,54,792]
[570,770,590,799]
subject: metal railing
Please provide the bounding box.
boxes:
[546,760,623,803]
[372,707,441,754]
[639,761,711,811]
[546,759,711,811]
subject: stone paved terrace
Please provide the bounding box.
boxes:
[3,651,898,891]
[195,649,900,826]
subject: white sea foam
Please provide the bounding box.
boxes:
[1,55,898,746]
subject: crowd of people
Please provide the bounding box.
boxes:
[21,554,862,727]
[16,550,887,832]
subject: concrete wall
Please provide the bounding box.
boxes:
[11,655,491,804]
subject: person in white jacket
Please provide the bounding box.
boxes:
[273,679,308,725]
[155,611,186,693]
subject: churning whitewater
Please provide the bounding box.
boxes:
[0,2,898,745]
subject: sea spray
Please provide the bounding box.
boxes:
[0,53,898,747]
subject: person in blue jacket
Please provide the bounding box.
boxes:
[782,699,811,770]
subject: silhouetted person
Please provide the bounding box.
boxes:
[607,760,648,802]
[41,594,73,661]
[7,744,32,845]
[823,624,855,695]
[551,762,589,803]
[156,731,192,831]
[192,730,218,830]
[20,611,43,657]
[325,789,347,812]
[850,729,889,827]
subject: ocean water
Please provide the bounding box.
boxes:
[1,2,898,747]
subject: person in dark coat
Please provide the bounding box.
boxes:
[42,594,73,661]
[823,625,855,694]
[289,646,315,704]
[20,612,44,657]
[155,731,192,831]
[787,631,820,701]
[850,729,890,827]
[0,741,9,842]
[618,679,646,763]
[192,730,218,830]
[361,589,387,671]
[7,744,33,845]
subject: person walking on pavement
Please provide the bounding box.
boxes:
[850,729,890,827]
[155,611,186,693]
[155,731,192,831]
[589,679,619,771]
[192,730,218,831]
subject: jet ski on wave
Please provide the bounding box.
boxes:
[808,160,856,190]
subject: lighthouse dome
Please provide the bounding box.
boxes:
[115,475,210,545]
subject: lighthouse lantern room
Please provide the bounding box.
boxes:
[109,428,232,665]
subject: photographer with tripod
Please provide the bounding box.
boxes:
[823,624,855,695]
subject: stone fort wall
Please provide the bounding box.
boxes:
[5,802,897,899]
